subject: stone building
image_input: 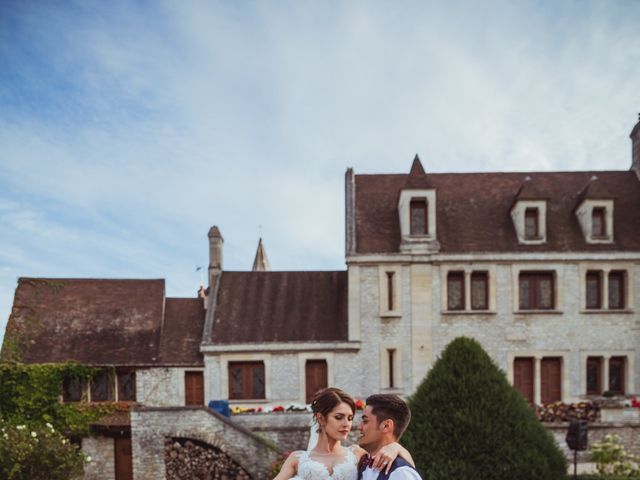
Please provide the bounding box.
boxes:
[2,116,640,479]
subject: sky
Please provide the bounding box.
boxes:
[1,0,639,345]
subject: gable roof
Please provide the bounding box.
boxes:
[159,298,205,366]
[2,278,204,366]
[354,170,640,254]
[208,271,347,344]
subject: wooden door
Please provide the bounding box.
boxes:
[305,360,328,404]
[541,357,562,404]
[514,357,534,404]
[185,371,204,406]
[114,436,132,480]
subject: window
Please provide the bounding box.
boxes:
[592,207,606,237]
[447,271,465,310]
[586,357,603,395]
[388,349,396,389]
[540,357,562,404]
[609,357,626,395]
[62,377,86,402]
[91,369,114,402]
[524,208,539,239]
[117,369,136,402]
[586,271,602,309]
[608,271,625,309]
[519,272,554,310]
[305,360,328,404]
[470,272,489,310]
[185,371,204,406]
[386,271,395,311]
[513,357,534,404]
[228,361,265,400]
[410,198,428,235]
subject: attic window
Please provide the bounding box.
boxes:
[410,198,428,235]
[592,207,606,237]
[524,208,539,239]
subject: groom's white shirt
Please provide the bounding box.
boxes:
[361,465,422,480]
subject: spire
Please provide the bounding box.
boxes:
[252,238,271,271]
[409,154,426,176]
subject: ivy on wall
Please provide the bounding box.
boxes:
[0,362,117,436]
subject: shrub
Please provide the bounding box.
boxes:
[0,420,88,480]
[589,433,640,477]
[402,337,567,480]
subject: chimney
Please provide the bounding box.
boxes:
[631,113,640,180]
[345,168,356,257]
[208,226,223,287]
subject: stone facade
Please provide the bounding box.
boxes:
[137,367,206,407]
[82,436,115,480]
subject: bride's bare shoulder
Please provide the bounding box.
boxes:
[349,444,366,459]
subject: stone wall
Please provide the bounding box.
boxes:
[547,422,640,461]
[82,435,115,480]
[137,367,205,407]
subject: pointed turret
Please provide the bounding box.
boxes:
[405,154,429,189]
[409,154,426,176]
[252,238,271,271]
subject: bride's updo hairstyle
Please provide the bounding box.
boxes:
[311,387,356,427]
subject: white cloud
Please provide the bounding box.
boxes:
[1,0,640,343]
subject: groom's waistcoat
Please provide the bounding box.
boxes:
[358,457,416,480]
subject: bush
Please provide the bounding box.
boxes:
[589,433,640,477]
[0,420,87,480]
[402,337,567,480]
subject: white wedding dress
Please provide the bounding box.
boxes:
[293,446,358,480]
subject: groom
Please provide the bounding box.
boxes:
[357,394,422,480]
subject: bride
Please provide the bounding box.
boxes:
[273,387,414,480]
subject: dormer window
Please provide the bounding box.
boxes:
[592,207,606,237]
[398,189,439,254]
[575,200,614,244]
[510,200,547,244]
[410,198,428,235]
[524,208,539,240]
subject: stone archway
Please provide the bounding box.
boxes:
[132,407,281,480]
[165,437,250,480]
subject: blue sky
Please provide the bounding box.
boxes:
[1,0,639,345]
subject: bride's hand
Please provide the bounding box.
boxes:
[372,443,415,474]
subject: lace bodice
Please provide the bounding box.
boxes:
[295,447,358,480]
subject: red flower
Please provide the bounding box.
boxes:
[273,405,285,412]
[355,399,365,410]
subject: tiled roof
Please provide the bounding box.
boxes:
[209,271,347,344]
[158,298,205,365]
[2,278,205,366]
[354,170,640,254]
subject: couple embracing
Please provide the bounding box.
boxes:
[274,387,422,480]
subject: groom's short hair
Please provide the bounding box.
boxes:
[365,394,411,439]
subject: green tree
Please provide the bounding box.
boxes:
[403,337,567,480]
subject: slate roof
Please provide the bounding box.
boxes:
[209,271,348,344]
[2,278,204,366]
[354,169,640,254]
[159,298,205,365]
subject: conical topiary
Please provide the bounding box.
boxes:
[402,337,567,480]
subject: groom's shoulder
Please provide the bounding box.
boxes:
[386,458,422,480]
